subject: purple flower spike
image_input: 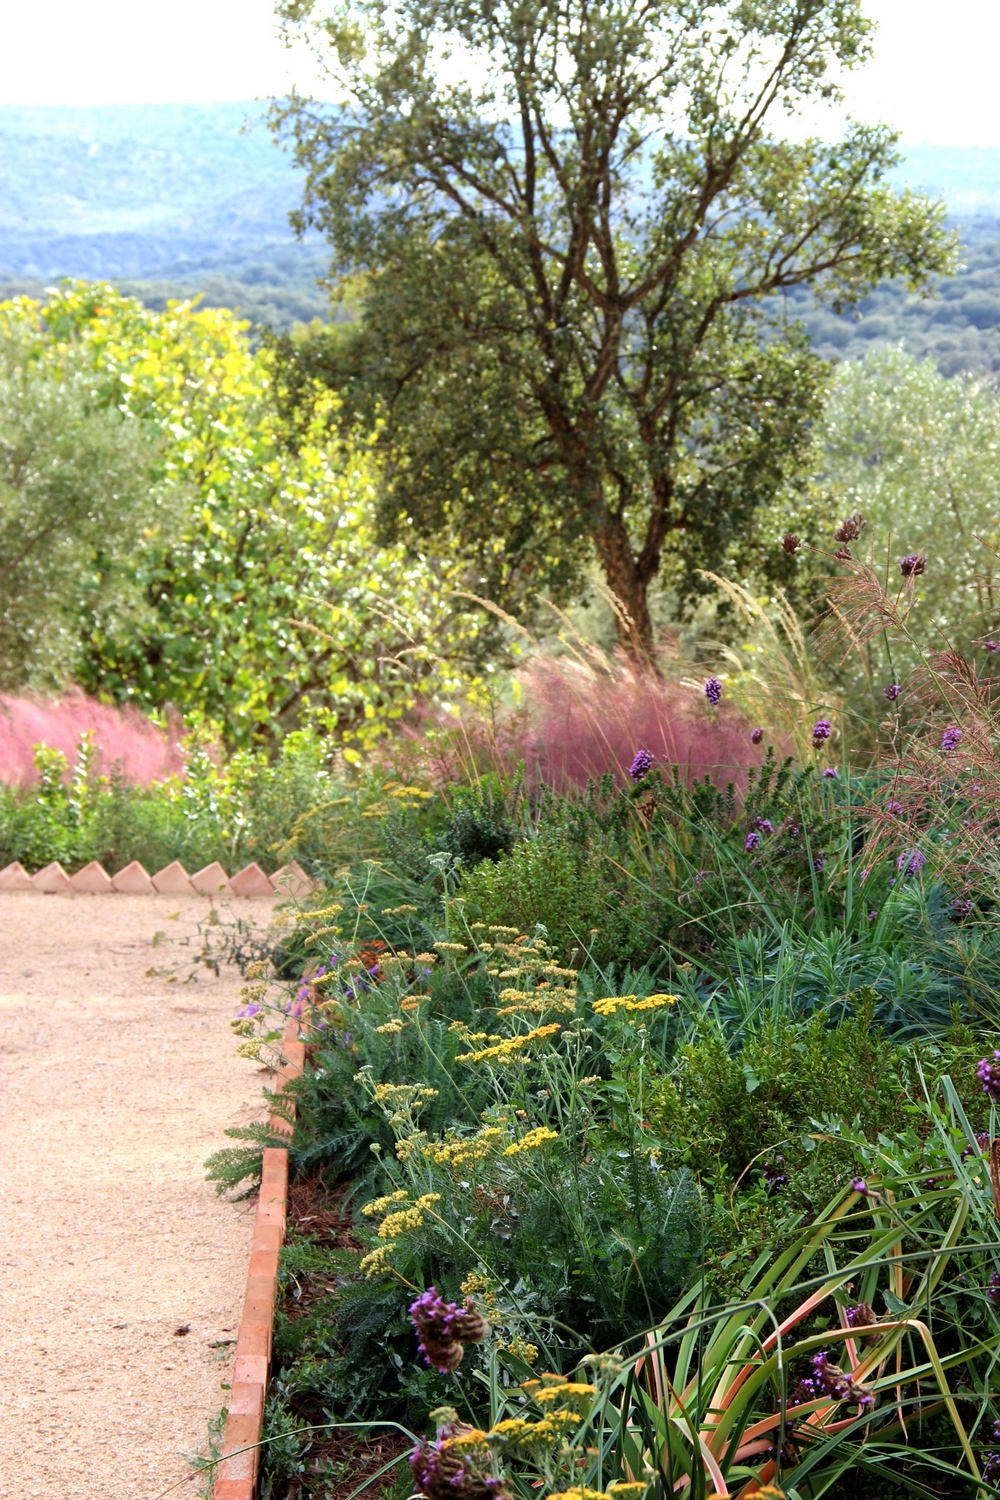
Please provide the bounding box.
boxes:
[822,767,838,778]
[951,897,974,922]
[988,1271,1000,1307]
[851,1177,870,1196]
[900,553,926,578]
[986,641,998,653]
[941,725,962,753]
[813,855,826,873]
[887,800,904,816]
[883,683,901,701]
[704,677,722,706]
[896,849,926,877]
[744,831,761,852]
[811,718,832,748]
[628,748,655,782]
[750,727,764,745]
[409,1286,487,1372]
[977,1052,1000,1101]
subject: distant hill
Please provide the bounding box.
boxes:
[0,102,332,326]
[5,105,1000,361]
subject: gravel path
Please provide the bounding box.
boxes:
[0,893,276,1500]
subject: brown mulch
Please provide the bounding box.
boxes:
[286,1175,362,1251]
[297,1428,412,1499]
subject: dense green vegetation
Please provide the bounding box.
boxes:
[10,14,1000,1500]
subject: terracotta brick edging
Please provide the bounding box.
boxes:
[212,1016,306,1500]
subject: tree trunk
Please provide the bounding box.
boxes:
[593,512,655,656]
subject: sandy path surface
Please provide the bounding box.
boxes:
[0,894,277,1500]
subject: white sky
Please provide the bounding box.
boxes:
[0,0,997,147]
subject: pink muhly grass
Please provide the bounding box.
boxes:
[0,690,184,786]
[387,651,769,795]
[520,654,765,792]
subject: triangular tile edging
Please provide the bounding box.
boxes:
[0,861,35,891]
[111,860,155,894]
[191,861,232,895]
[151,860,195,895]
[229,862,275,898]
[70,861,114,894]
[32,861,72,894]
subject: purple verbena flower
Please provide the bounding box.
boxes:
[951,897,975,922]
[900,553,926,578]
[851,1177,870,1196]
[960,1132,989,1160]
[704,677,723,706]
[988,1271,1000,1308]
[750,727,764,745]
[409,1287,486,1372]
[987,640,999,653]
[868,909,878,923]
[887,800,905,816]
[845,1302,877,1330]
[822,767,838,778]
[977,1052,1000,1101]
[744,831,761,852]
[811,718,832,748]
[897,849,926,876]
[628,748,655,782]
[883,683,901,701]
[813,855,826,873]
[749,816,774,833]
[762,1155,788,1193]
[942,725,962,753]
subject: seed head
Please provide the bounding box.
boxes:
[835,513,866,543]
[782,532,801,554]
[900,553,925,578]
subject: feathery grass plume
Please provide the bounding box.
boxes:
[696,573,830,761]
[0,688,183,785]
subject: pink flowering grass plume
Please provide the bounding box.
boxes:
[410,1286,487,1372]
[0,689,184,786]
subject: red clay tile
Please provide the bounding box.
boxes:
[151,859,194,895]
[31,861,72,894]
[269,861,316,898]
[110,860,154,894]
[190,860,232,894]
[0,860,34,891]
[229,861,275,897]
[69,860,113,894]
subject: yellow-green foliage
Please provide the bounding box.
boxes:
[0,283,489,747]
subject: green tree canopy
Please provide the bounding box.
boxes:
[0,310,171,690]
[272,0,955,648]
[1,285,492,749]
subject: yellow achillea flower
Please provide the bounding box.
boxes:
[382,903,419,914]
[375,1019,407,1035]
[236,1039,262,1058]
[547,1489,616,1500]
[456,1023,561,1064]
[592,994,678,1016]
[424,1127,505,1170]
[359,1242,397,1277]
[378,1192,441,1239]
[503,1126,559,1156]
[443,1428,490,1449]
[533,1381,596,1404]
[362,1189,409,1217]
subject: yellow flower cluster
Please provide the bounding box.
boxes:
[359,1242,397,1278]
[503,1126,559,1157]
[434,941,468,954]
[456,1023,561,1065]
[497,986,577,1016]
[375,1019,408,1036]
[502,1335,539,1365]
[236,1038,263,1058]
[382,903,419,914]
[378,1192,441,1240]
[548,1487,646,1500]
[532,1381,595,1406]
[423,1126,505,1171]
[362,1189,409,1217]
[591,994,678,1016]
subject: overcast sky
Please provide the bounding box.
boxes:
[1,0,998,147]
